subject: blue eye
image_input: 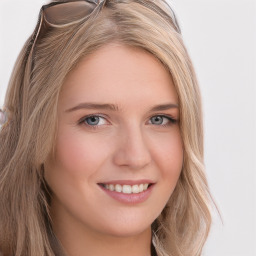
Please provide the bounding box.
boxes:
[86,116,100,125]
[79,114,176,129]
[81,115,108,127]
[151,116,164,125]
[149,115,176,126]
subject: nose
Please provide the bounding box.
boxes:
[112,125,152,170]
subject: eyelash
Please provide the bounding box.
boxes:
[78,114,177,130]
[149,115,177,127]
[78,114,108,129]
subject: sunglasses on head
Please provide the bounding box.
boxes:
[26,0,106,71]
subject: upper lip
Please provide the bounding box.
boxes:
[97,179,155,186]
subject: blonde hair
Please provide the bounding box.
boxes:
[0,0,213,255]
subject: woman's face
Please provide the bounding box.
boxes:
[45,43,183,239]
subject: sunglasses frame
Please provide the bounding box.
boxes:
[25,0,106,82]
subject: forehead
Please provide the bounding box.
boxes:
[59,43,178,110]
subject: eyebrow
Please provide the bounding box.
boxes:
[65,102,179,113]
[150,103,179,111]
[66,103,119,112]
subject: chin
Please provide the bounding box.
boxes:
[104,225,151,238]
[96,214,154,238]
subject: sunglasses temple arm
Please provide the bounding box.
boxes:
[25,9,44,80]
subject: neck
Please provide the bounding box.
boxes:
[50,210,152,256]
[53,226,152,256]
[49,195,153,256]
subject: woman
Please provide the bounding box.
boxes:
[0,0,213,255]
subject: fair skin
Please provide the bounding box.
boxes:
[45,43,183,256]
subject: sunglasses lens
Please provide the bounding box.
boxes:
[44,1,97,25]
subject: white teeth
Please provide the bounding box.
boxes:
[103,183,150,193]
[143,184,149,190]
[123,185,132,194]
[115,184,122,193]
[132,185,139,194]
[109,184,115,191]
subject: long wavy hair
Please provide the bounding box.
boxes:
[0,0,213,255]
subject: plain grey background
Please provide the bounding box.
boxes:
[0,0,255,255]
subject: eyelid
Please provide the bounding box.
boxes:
[78,114,110,127]
[77,113,178,129]
[148,114,177,124]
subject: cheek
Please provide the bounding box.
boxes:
[44,127,112,215]
[150,128,183,183]
[54,127,110,177]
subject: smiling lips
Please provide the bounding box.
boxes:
[98,181,154,204]
[98,180,155,204]
[101,183,150,194]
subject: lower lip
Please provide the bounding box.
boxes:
[99,184,154,204]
